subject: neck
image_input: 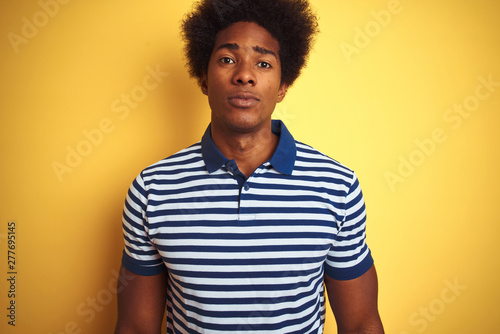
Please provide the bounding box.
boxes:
[211,123,278,178]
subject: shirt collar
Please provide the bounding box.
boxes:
[201,120,296,175]
[201,124,228,173]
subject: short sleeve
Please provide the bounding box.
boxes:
[324,173,374,281]
[120,174,166,276]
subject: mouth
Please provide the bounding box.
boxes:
[227,92,260,108]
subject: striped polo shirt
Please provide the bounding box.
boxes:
[121,120,373,333]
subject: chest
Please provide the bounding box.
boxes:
[144,169,345,276]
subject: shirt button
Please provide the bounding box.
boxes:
[243,184,250,191]
[227,161,236,172]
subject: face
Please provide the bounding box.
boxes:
[201,21,288,135]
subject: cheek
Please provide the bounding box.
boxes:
[269,71,282,90]
[207,72,226,94]
[265,80,282,101]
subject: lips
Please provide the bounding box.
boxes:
[227,92,260,108]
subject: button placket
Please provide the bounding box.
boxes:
[238,179,255,221]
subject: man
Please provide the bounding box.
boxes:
[115,0,384,333]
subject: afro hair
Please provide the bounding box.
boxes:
[181,0,319,87]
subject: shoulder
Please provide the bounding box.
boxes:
[131,142,204,188]
[294,140,357,185]
[142,142,202,174]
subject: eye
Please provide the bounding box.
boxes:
[257,61,272,69]
[220,57,235,64]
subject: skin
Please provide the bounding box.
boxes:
[325,265,384,333]
[200,21,288,177]
[114,267,167,334]
[115,21,384,334]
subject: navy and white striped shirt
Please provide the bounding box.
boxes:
[121,120,373,333]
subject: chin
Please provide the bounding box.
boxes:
[224,118,267,134]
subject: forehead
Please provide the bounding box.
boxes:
[213,21,280,55]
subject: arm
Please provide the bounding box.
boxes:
[115,266,168,334]
[324,265,384,334]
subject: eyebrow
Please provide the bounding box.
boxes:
[215,43,277,59]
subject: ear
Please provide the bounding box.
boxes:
[200,72,208,96]
[277,82,288,103]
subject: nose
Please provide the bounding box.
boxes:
[232,61,256,86]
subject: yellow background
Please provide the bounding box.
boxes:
[1,0,499,333]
